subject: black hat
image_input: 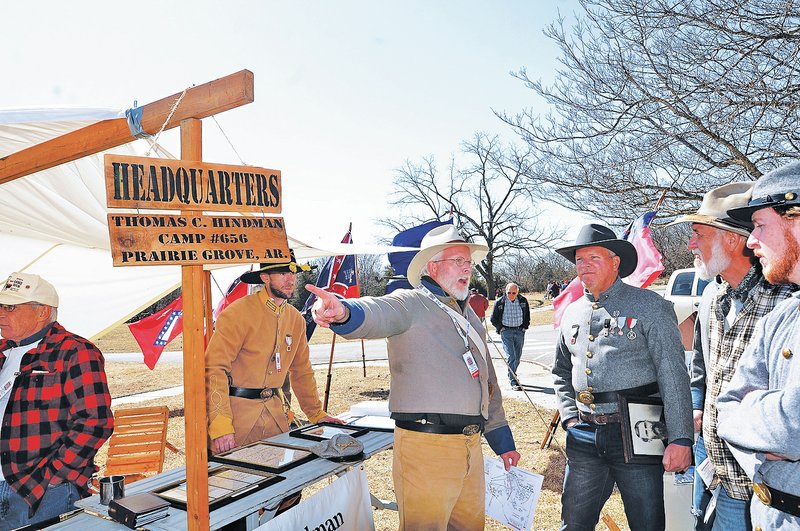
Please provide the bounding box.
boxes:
[555,224,638,278]
[727,161,800,222]
[239,250,315,284]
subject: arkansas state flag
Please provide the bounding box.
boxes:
[128,296,183,369]
[213,277,249,320]
[301,228,360,339]
[553,212,664,328]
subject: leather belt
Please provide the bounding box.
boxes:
[396,420,483,436]
[578,381,660,405]
[229,386,280,399]
[578,411,622,425]
[753,482,800,517]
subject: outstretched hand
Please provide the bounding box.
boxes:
[306,284,347,327]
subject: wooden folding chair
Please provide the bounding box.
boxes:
[103,405,179,484]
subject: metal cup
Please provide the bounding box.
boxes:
[99,475,125,505]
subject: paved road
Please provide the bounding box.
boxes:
[105,324,561,368]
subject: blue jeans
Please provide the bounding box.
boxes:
[711,487,751,531]
[0,480,80,530]
[562,422,665,531]
[693,436,714,530]
[500,328,525,385]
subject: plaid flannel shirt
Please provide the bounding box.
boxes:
[0,322,113,514]
[703,275,794,499]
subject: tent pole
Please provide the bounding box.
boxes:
[323,334,337,411]
[180,118,210,531]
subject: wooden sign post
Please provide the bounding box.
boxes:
[0,70,260,531]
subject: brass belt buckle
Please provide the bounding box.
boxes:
[260,388,274,399]
[753,482,772,505]
[578,390,595,404]
[462,425,480,436]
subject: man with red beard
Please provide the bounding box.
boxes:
[308,224,520,530]
[717,162,800,530]
[669,182,794,530]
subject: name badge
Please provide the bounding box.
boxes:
[275,350,282,373]
[463,351,480,378]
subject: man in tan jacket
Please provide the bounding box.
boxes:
[206,251,338,455]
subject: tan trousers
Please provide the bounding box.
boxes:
[393,427,485,530]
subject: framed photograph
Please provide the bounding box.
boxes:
[618,394,668,464]
[153,464,282,510]
[289,422,368,442]
[212,441,315,473]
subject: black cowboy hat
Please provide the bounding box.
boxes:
[555,224,638,278]
[239,250,315,284]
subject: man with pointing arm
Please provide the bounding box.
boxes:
[309,225,520,530]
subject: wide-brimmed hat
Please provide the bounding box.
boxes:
[239,250,315,284]
[728,161,800,221]
[667,182,754,237]
[555,224,638,278]
[0,272,59,307]
[406,225,488,287]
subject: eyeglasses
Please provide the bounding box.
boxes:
[434,257,473,268]
[506,291,518,295]
[0,302,40,313]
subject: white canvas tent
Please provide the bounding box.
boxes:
[0,107,408,341]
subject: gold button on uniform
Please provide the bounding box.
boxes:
[585,368,592,375]
[592,303,599,310]
[755,527,762,531]
[588,335,595,342]
[587,352,594,359]
[268,370,274,375]
[782,347,793,359]
[589,403,596,410]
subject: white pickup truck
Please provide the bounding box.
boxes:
[664,268,712,325]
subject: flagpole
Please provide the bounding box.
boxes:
[323,334,337,411]
[361,339,367,377]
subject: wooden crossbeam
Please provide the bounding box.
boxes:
[0,69,254,185]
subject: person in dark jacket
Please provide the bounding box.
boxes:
[490,283,530,390]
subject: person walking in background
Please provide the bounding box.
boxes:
[490,282,530,391]
[717,162,800,530]
[669,182,794,530]
[552,224,693,530]
[0,272,113,530]
[468,287,489,325]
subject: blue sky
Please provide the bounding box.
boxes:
[1,0,583,245]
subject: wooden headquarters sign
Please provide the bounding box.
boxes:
[104,154,290,266]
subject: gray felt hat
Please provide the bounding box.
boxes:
[727,161,800,222]
[309,433,364,461]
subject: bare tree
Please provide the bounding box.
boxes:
[383,133,565,298]
[499,0,800,224]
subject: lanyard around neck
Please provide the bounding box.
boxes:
[418,285,470,351]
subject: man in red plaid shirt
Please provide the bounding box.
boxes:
[0,272,113,530]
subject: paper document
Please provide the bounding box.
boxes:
[484,457,543,531]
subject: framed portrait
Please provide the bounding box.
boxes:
[211,441,315,473]
[153,464,282,510]
[618,394,668,464]
[289,422,368,442]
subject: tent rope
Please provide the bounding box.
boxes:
[144,87,189,157]
[211,115,247,165]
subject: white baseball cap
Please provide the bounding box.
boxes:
[0,272,59,307]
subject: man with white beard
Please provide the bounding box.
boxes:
[669,182,795,530]
[308,224,520,530]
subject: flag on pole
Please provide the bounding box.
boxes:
[553,212,664,328]
[302,227,360,339]
[621,211,665,288]
[386,219,452,293]
[213,277,249,320]
[128,296,183,369]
